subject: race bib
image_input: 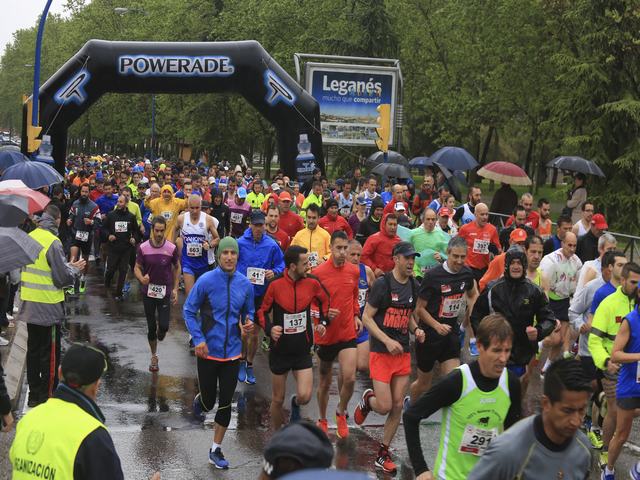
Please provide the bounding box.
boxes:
[439,294,464,319]
[147,283,166,299]
[75,230,89,242]
[115,221,128,233]
[339,207,351,217]
[308,252,320,268]
[459,425,497,456]
[247,267,266,285]
[283,312,307,334]
[230,212,243,224]
[186,242,202,257]
[472,238,489,254]
[147,213,154,224]
[161,211,172,221]
[358,288,368,309]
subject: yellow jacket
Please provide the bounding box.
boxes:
[145,196,187,241]
[291,226,331,265]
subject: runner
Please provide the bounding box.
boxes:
[356,197,385,246]
[144,185,187,241]
[453,186,482,226]
[409,208,450,281]
[313,231,361,438]
[67,183,101,294]
[351,241,423,473]
[427,185,451,214]
[536,198,552,241]
[348,197,368,239]
[133,216,180,372]
[543,215,573,256]
[290,204,331,269]
[383,184,410,215]
[498,206,535,252]
[210,189,230,238]
[265,205,290,252]
[277,191,305,238]
[505,193,540,230]
[347,239,375,372]
[337,180,355,218]
[409,236,478,404]
[572,201,595,237]
[404,313,522,480]
[300,181,324,218]
[257,245,331,429]
[183,236,255,469]
[361,213,401,277]
[576,233,617,295]
[357,177,380,216]
[227,187,251,238]
[457,203,501,283]
[468,358,592,480]
[412,176,435,218]
[237,211,285,385]
[319,199,353,238]
[478,228,528,292]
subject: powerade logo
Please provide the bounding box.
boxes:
[264,69,296,107]
[118,55,235,77]
[54,70,90,106]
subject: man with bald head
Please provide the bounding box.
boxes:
[383,184,410,216]
[457,202,502,283]
[541,231,583,358]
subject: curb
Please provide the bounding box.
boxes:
[4,320,27,408]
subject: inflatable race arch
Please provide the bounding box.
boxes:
[23,40,324,177]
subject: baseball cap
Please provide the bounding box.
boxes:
[356,197,367,206]
[61,343,107,388]
[279,191,292,202]
[263,422,333,479]
[237,187,248,198]
[335,178,345,186]
[438,207,452,217]
[394,202,406,212]
[591,213,608,230]
[392,241,421,257]
[271,182,281,192]
[208,176,216,184]
[509,228,528,243]
[250,210,266,224]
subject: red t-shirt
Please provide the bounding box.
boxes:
[318,214,353,239]
[458,221,501,270]
[505,210,540,230]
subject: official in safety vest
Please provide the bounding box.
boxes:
[9,343,125,480]
[20,205,84,408]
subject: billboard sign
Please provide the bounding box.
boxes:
[305,63,398,146]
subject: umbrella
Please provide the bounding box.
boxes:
[0,150,28,171]
[429,146,478,171]
[477,161,532,186]
[409,156,434,168]
[0,144,21,152]
[371,162,411,179]
[1,160,63,189]
[366,150,409,166]
[0,179,51,213]
[0,195,29,227]
[433,161,463,200]
[546,156,605,177]
[0,227,43,272]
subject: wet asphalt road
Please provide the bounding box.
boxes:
[1,271,638,479]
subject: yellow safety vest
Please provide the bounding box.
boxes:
[20,229,65,304]
[10,398,105,480]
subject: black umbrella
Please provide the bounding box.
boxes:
[371,162,411,179]
[433,161,464,201]
[429,146,478,171]
[0,194,30,227]
[546,156,605,177]
[366,150,409,166]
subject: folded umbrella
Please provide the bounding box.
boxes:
[0,150,28,172]
[0,179,51,214]
[477,161,532,186]
[0,227,43,273]
[366,150,409,166]
[371,162,411,179]
[0,195,30,227]
[1,160,63,189]
[429,146,478,171]
[546,156,605,177]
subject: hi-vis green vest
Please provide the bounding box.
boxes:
[10,398,104,479]
[433,363,511,480]
[21,229,65,304]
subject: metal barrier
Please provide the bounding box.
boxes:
[489,211,640,262]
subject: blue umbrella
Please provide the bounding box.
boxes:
[0,150,28,171]
[1,160,63,189]
[429,146,478,171]
[409,156,434,168]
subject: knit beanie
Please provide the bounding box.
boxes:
[217,236,239,262]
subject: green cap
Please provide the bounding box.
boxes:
[217,236,239,262]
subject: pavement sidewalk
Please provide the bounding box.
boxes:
[1,310,27,410]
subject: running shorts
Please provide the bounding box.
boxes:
[602,371,619,399]
[316,339,357,363]
[182,263,208,278]
[507,364,527,378]
[356,325,369,344]
[579,355,600,381]
[369,352,411,383]
[616,397,640,410]
[72,238,92,257]
[549,297,570,321]
[268,351,313,375]
[416,330,460,373]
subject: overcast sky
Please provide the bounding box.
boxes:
[1,1,69,56]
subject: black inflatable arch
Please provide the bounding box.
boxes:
[24,39,323,177]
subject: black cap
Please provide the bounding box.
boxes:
[392,241,421,258]
[250,210,266,224]
[263,422,333,478]
[326,199,338,208]
[61,343,107,388]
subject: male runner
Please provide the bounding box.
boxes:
[68,183,101,293]
[347,239,375,372]
[409,208,450,280]
[409,236,478,404]
[354,241,425,474]
[313,231,361,438]
[457,203,501,283]
[134,216,180,372]
[265,205,290,252]
[453,185,482,226]
[144,185,187,241]
[291,204,331,269]
[257,245,330,429]
[184,236,255,469]
[103,195,139,299]
[404,313,522,480]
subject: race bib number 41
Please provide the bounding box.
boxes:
[283,312,307,334]
[247,267,266,285]
[459,425,497,456]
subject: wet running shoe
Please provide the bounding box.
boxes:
[149,355,159,373]
[238,361,247,383]
[245,365,256,385]
[261,335,270,351]
[599,450,609,469]
[78,280,86,294]
[403,395,411,413]
[316,418,328,435]
[192,393,205,422]
[630,461,640,480]
[354,388,374,425]
[600,468,614,480]
[209,447,229,469]
[290,395,301,423]
[335,411,349,438]
[588,429,603,449]
[375,446,397,474]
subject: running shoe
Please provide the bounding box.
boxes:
[149,355,159,373]
[599,450,609,469]
[354,388,374,425]
[123,281,131,293]
[238,361,247,383]
[6,314,14,322]
[599,392,608,419]
[600,469,614,480]
[588,429,604,449]
[290,395,301,423]
[375,447,397,474]
[192,393,205,422]
[261,336,270,351]
[469,338,479,356]
[630,461,640,480]
[245,365,256,385]
[0,336,9,347]
[403,395,411,413]
[78,281,86,294]
[317,418,328,435]
[335,411,349,438]
[209,447,229,469]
